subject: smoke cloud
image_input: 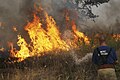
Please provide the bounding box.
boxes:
[37,0,120,33]
[0,0,120,49]
[0,0,34,49]
[91,0,120,33]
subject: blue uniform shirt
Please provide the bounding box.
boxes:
[92,46,117,65]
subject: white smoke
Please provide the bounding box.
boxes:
[0,0,120,49]
[91,0,120,27]
[70,50,92,65]
[0,0,35,49]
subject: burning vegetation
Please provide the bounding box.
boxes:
[0,0,120,80]
[0,0,119,63]
[7,8,90,62]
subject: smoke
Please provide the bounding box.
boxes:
[70,50,92,65]
[0,0,23,26]
[91,0,120,33]
[37,0,80,32]
[0,0,120,49]
[0,0,79,49]
[37,0,120,33]
[0,0,35,49]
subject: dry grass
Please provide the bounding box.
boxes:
[0,34,120,80]
[0,51,97,80]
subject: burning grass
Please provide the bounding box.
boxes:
[7,9,91,62]
[0,5,120,80]
[0,50,97,80]
[0,39,120,80]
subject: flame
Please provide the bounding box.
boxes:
[25,13,70,52]
[0,47,4,52]
[9,36,30,61]
[15,35,30,58]
[0,22,2,27]
[65,10,70,28]
[12,12,71,61]
[13,26,17,32]
[72,21,90,45]
[45,12,70,50]
[113,34,120,41]
[9,9,90,61]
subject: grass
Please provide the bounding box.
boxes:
[0,51,97,80]
[0,33,120,80]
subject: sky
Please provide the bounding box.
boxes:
[92,0,120,27]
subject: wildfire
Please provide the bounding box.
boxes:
[15,35,30,58]
[72,21,90,45]
[9,10,89,62]
[113,34,120,41]
[0,22,2,27]
[11,12,71,61]
[0,47,4,52]
[13,26,17,32]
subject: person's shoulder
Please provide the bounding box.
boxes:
[93,47,99,52]
[104,46,116,52]
[109,47,116,51]
[93,47,98,50]
[99,46,110,49]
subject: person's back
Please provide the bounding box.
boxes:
[92,36,118,80]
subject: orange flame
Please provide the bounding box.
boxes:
[10,10,90,62]
[0,47,4,52]
[13,26,17,32]
[0,22,2,27]
[72,21,90,45]
[113,34,120,41]
[15,35,30,58]
[12,12,71,61]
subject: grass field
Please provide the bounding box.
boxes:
[0,34,120,80]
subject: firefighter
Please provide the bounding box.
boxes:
[92,36,118,80]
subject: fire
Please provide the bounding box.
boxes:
[25,13,70,52]
[113,34,120,41]
[9,36,30,61]
[65,10,70,28]
[45,12,70,50]
[13,26,17,32]
[0,22,2,27]
[9,10,89,62]
[15,35,30,58]
[0,47,4,52]
[72,21,90,45]
[11,12,71,61]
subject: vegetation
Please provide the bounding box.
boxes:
[0,33,120,80]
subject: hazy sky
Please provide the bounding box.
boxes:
[91,0,120,27]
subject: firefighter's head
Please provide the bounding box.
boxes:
[99,35,106,45]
